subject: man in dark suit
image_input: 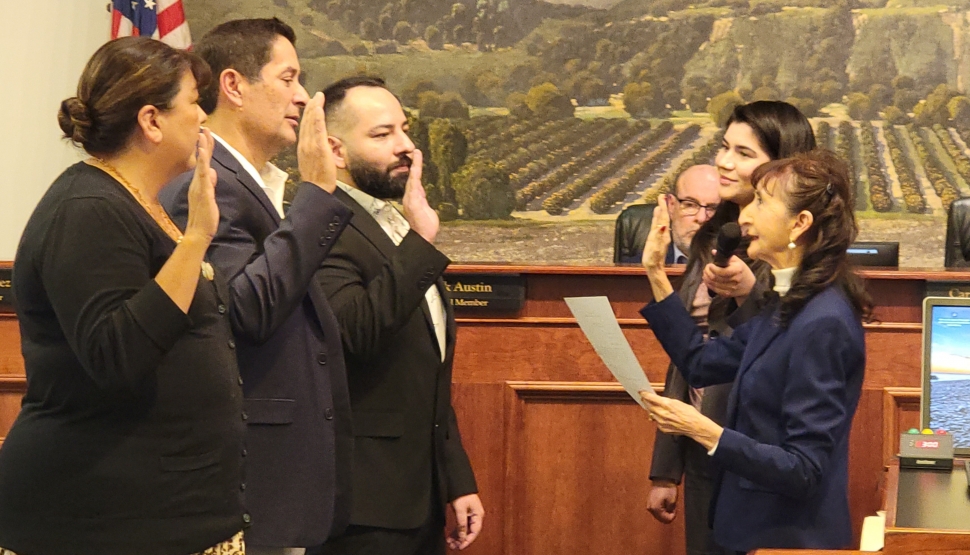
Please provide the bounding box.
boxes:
[646,165,734,555]
[161,18,353,555]
[615,165,719,264]
[664,165,721,264]
[315,76,482,555]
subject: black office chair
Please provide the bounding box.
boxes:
[616,203,904,268]
[613,203,655,263]
[945,198,970,268]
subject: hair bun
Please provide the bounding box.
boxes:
[57,97,93,145]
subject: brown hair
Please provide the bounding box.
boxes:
[194,17,297,113]
[689,101,816,264]
[751,149,873,326]
[724,100,817,160]
[58,36,209,156]
[320,75,399,133]
[321,75,389,114]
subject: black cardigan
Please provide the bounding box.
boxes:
[0,163,246,555]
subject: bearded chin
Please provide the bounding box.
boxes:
[349,163,407,200]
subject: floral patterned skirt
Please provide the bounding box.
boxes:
[198,531,245,555]
[0,530,245,555]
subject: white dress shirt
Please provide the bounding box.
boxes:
[212,133,288,218]
[671,243,688,265]
[337,181,447,361]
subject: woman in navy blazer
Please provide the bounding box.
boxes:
[638,150,872,553]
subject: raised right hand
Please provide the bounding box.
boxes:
[646,482,678,524]
[297,92,337,193]
[183,127,218,241]
[642,195,672,271]
[401,150,439,243]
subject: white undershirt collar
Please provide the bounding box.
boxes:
[212,133,288,218]
[771,267,797,296]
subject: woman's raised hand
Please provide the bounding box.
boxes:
[641,195,675,301]
[184,127,219,242]
[641,195,672,271]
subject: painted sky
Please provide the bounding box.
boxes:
[930,306,970,373]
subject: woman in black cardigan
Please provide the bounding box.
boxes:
[0,38,247,555]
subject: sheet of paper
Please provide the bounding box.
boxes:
[859,512,885,552]
[565,296,650,408]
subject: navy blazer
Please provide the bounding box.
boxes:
[161,142,353,547]
[618,238,678,264]
[641,285,865,552]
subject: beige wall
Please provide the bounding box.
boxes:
[0,1,110,260]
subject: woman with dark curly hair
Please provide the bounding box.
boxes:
[0,37,248,555]
[645,100,816,555]
[639,149,872,553]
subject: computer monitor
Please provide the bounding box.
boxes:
[847,241,899,267]
[921,296,970,454]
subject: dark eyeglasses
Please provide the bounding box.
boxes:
[673,197,719,217]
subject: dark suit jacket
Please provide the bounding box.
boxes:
[649,262,732,487]
[649,258,750,555]
[650,228,770,490]
[663,243,678,265]
[161,142,353,547]
[317,188,478,530]
[641,286,865,552]
[0,163,245,555]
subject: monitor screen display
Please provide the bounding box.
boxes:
[923,299,970,451]
[846,242,899,267]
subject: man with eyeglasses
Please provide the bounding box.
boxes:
[647,164,733,555]
[662,165,720,264]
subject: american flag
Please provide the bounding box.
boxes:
[110,0,191,49]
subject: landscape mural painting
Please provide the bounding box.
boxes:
[185,0,970,266]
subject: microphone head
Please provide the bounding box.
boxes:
[717,222,742,253]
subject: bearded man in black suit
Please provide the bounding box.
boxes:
[315,76,483,555]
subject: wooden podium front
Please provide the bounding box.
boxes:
[752,460,970,555]
[882,459,970,554]
[443,265,970,555]
[1,263,970,554]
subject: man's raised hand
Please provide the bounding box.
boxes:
[401,150,439,243]
[297,92,337,193]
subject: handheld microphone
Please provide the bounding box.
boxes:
[713,222,742,268]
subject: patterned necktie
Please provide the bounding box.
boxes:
[374,202,409,246]
[689,387,704,411]
[373,201,446,359]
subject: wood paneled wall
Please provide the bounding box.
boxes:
[0,262,967,555]
[446,265,969,555]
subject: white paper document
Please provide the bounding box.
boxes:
[564,296,650,408]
